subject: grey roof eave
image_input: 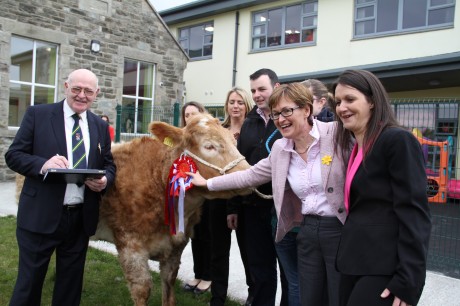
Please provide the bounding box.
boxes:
[279,51,460,84]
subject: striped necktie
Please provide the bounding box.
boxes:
[72,113,87,169]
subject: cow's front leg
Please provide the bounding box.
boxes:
[159,253,181,306]
[118,247,152,306]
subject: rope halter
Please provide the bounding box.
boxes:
[183,149,246,175]
[183,149,272,199]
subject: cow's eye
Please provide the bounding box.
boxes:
[204,144,215,150]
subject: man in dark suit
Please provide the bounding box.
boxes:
[5,68,116,306]
[236,68,283,306]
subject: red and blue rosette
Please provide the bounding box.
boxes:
[165,154,197,235]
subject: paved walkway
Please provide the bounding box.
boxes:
[1,180,459,305]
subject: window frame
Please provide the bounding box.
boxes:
[121,59,157,136]
[9,35,59,128]
[354,0,456,38]
[178,21,214,60]
[251,1,318,51]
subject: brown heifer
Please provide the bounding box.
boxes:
[93,114,251,306]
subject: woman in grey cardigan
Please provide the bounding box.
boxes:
[189,82,351,306]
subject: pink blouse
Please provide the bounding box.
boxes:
[344,144,363,214]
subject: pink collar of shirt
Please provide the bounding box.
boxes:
[256,107,270,126]
[344,143,363,214]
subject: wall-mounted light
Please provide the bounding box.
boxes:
[90,40,101,53]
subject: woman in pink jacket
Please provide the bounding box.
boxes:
[190,82,351,306]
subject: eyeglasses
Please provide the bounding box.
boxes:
[70,86,96,97]
[269,106,301,120]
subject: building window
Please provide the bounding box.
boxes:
[179,22,214,59]
[252,1,318,50]
[9,36,58,127]
[355,0,455,37]
[121,59,156,135]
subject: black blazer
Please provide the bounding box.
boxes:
[336,127,431,305]
[5,100,116,236]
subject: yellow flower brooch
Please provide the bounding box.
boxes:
[321,155,332,165]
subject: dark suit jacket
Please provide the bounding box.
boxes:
[5,100,116,236]
[336,127,431,305]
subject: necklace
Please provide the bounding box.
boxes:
[295,135,313,154]
[295,143,311,154]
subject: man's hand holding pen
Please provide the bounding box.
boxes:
[41,154,107,191]
[41,154,69,174]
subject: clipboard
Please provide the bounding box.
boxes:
[43,168,106,185]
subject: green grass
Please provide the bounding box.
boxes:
[0,216,243,305]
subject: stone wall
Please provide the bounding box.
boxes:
[0,0,188,181]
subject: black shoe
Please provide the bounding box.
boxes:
[183,281,200,292]
[193,281,212,294]
[194,284,211,294]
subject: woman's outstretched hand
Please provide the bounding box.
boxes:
[186,171,207,187]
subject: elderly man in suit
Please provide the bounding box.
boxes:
[5,68,116,306]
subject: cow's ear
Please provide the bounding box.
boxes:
[149,121,183,146]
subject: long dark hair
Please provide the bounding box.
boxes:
[181,101,207,127]
[331,70,399,163]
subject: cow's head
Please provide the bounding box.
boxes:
[150,114,252,199]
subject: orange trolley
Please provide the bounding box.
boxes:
[416,136,449,203]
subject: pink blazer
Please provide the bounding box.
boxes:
[208,120,347,242]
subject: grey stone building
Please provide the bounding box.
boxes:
[0,0,188,181]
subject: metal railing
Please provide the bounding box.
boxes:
[114,98,460,278]
[392,98,460,278]
[114,103,224,142]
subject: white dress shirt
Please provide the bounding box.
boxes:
[63,100,90,205]
[284,123,335,217]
